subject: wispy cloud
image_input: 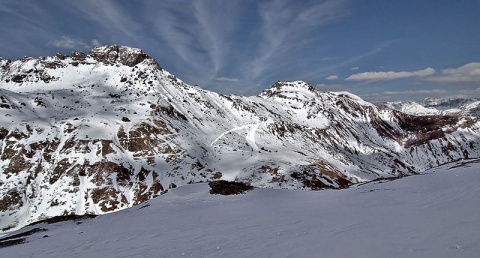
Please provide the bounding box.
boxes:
[67,0,140,39]
[316,83,349,91]
[453,87,480,98]
[144,1,239,81]
[319,57,339,61]
[334,42,391,70]
[147,4,201,70]
[0,1,48,32]
[49,36,101,50]
[215,77,240,82]
[0,1,62,56]
[192,1,237,74]
[361,89,448,102]
[49,36,87,49]
[300,42,392,81]
[91,39,101,47]
[250,0,350,81]
[326,75,339,80]
[350,67,359,70]
[426,62,480,83]
[346,67,435,81]
[31,0,353,94]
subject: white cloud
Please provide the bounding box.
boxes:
[426,62,480,83]
[91,39,101,47]
[50,36,101,50]
[50,36,88,49]
[215,77,240,82]
[350,67,359,70]
[346,67,435,81]
[319,57,338,61]
[326,75,339,80]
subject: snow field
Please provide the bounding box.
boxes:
[2,161,480,258]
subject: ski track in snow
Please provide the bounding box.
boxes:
[209,125,251,147]
[245,122,264,152]
[210,121,269,152]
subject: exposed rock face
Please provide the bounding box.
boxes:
[89,45,150,67]
[208,180,253,195]
[1,46,480,232]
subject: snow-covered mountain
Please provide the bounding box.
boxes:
[1,45,480,232]
[379,97,480,116]
[2,160,480,257]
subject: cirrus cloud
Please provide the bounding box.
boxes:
[360,89,448,102]
[215,77,240,82]
[316,83,349,91]
[50,36,88,49]
[346,67,435,81]
[49,36,101,50]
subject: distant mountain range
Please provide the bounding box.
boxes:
[378,97,480,116]
[1,45,480,232]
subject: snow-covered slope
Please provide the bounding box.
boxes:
[2,160,480,258]
[1,45,480,232]
[380,97,480,116]
[379,101,442,116]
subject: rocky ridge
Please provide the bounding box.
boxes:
[1,45,480,232]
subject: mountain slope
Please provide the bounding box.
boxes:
[1,45,480,232]
[379,97,480,116]
[2,160,480,258]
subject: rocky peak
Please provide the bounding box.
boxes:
[70,51,86,61]
[270,80,317,92]
[89,45,151,67]
[260,81,318,100]
[0,45,163,85]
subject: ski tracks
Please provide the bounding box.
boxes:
[210,121,271,152]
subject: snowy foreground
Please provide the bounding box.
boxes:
[2,161,480,258]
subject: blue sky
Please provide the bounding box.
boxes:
[1,0,480,102]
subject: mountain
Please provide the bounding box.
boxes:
[2,160,480,257]
[379,97,480,116]
[1,45,480,232]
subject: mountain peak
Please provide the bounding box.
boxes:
[270,80,316,91]
[0,45,164,86]
[89,45,151,67]
[259,81,318,100]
